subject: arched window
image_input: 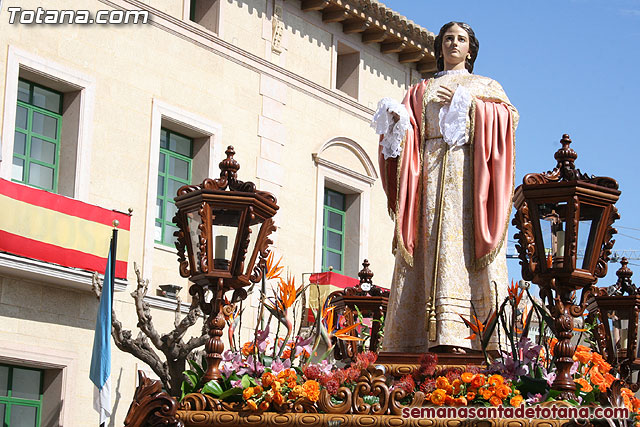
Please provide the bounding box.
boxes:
[313,137,377,277]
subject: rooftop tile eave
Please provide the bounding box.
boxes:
[358,0,435,54]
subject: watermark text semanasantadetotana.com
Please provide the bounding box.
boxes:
[402,405,630,421]
[7,7,149,25]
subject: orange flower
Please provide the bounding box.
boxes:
[273,390,285,405]
[495,384,511,399]
[454,396,468,406]
[259,401,269,411]
[470,374,486,389]
[262,372,276,388]
[604,373,616,388]
[574,350,592,365]
[549,338,558,357]
[466,391,476,401]
[302,380,320,402]
[490,396,502,406]
[452,379,462,395]
[436,376,450,390]
[282,349,292,360]
[431,389,447,406]
[247,400,258,411]
[488,374,504,387]
[576,345,591,353]
[242,341,255,356]
[510,395,523,407]
[243,387,254,400]
[590,368,607,391]
[289,385,303,400]
[461,372,474,383]
[481,388,494,400]
[575,378,592,393]
[445,395,455,406]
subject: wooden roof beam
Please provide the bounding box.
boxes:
[380,41,405,54]
[399,50,425,63]
[417,59,437,74]
[362,29,387,44]
[301,0,328,12]
[342,19,367,34]
[322,9,349,23]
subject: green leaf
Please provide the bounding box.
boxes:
[183,370,199,388]
[188,359,205,379]
[202,379,224,397]
[218,387,243,400]
[261,355,273,367]
[241,374,251,389]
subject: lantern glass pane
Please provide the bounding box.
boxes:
[212,208,242,271]
[608,308,631,357]
[537,202,568,268]
[243,219,265,277]
[187,211,202,273]
[577,204,603,270]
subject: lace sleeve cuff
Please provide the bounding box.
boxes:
[371,97,410,159]
[438,85,472,147]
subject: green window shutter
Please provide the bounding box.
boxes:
[0,364,44,426]
[322,188,346,274]
[13,79,63,193]
[155,128,193,246]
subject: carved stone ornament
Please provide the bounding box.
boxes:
[124,370,183,427]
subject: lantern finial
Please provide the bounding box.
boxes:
[614,257,637,296]
[553,134,581,181]
[358,259,373,285]
[219,146,240,183]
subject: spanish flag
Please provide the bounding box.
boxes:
[0,178,129,278]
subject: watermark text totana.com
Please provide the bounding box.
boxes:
[7,7,149,25]
[402,404,629,421]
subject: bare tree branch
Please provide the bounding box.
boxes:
[93,261,209,397]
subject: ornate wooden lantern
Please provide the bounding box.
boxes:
[592,258,640,390]
[325,260,390,361]
[173,146,278,381]
[512,134,620,397]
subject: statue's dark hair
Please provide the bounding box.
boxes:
[434,21,479,73]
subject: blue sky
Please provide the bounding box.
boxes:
[382,0,640,287]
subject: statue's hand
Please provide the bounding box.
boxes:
[387,109,400,123]
[436,85,455,105]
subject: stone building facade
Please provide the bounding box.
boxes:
[0,0,435,424]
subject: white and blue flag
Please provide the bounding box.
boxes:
[90,230,117,425]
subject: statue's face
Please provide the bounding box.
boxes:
[441,24,470,70]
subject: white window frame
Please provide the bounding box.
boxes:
[143,99,222,281]
[0,340,77,426]
[1,46,96,201]
[312,137,377,277]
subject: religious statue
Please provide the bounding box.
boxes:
[372,22,518,353]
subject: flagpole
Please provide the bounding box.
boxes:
[110,220,119,295]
